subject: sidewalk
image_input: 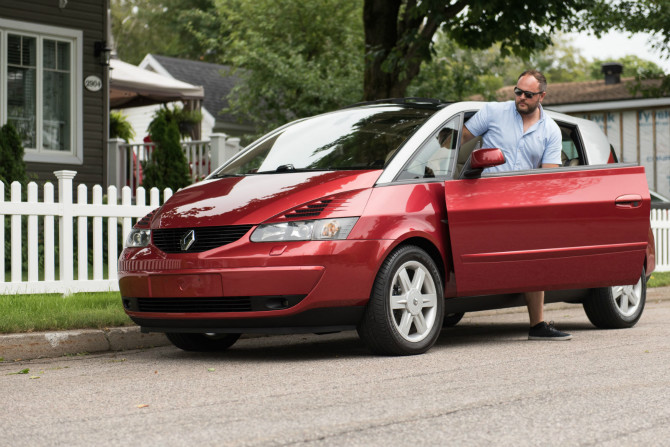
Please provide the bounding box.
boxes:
[3,286,669,361]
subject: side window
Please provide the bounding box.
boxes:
[556,121,585,167]
[397,117,459,180]
[454,111,482,178]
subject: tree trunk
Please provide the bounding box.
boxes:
[363,0,450,100]
[363,0,402,100]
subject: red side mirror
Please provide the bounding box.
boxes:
[470,148,506,169]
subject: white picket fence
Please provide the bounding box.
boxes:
[651,207,670,273]
[1,172,670,296]
[0,170,172,295]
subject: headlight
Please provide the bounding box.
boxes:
[124,229,151,248]
[250,217,358,242]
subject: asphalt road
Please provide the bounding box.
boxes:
[2,298,670,446]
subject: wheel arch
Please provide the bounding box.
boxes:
[389,236,447,287]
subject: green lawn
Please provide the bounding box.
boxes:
[0,291,133,334]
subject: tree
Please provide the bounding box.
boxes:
[407,34,511,101]
[111,0,216,64]
[588,55,665,79]
[186,0,364,137]
[588,0,670,58]
[408,33,595,101]
[584,0,670,96]
[363,0,607,100]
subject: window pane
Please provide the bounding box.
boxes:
[43,71,71,151]
[7,67,37,148]
[23,36,36,65]
[57,41,70,70]
[7,35,37,149]
[44,39,56,69]
[8,34,21,65]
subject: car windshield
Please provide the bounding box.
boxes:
[212,105,437,176]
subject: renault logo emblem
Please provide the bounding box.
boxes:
[180,230,196,251]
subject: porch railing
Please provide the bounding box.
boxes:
[107,133,242,193]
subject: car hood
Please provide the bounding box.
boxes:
[153,170,381,228]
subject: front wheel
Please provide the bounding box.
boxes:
[166,333,241,352]
[583,268,646,329]
[357,245,444,356]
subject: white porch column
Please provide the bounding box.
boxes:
[209,133,228,170]
[107,138,124,191]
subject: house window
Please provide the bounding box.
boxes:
[0,19,82,164]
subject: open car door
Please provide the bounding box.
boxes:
[444,165,650,296]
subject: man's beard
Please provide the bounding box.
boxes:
[516,100,539,115]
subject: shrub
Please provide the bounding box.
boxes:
[142,110,191,192]
[0,122,27,187]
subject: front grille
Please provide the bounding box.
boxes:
[132,295,306,313]
[138,297,252,312]
[152,225,253,253]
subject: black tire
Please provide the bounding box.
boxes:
[357,245,444,356]
[583,268,646,329]
[442,312,465,327]
[166,333,241,352]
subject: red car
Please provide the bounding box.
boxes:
[119,100,654,355]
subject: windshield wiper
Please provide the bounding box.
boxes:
[276,164,295,172]
[210,172,244,178]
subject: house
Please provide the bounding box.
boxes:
[1,0,111,187]
[501,64,670,198]
[117,54,253,144]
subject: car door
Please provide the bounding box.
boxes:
[444,165,650,296]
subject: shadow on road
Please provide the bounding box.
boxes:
[156,319,602,362]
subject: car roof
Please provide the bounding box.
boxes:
[341,98,452,111]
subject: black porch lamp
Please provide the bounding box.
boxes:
[94,41,112,66]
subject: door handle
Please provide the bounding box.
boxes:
[615,194,642,208]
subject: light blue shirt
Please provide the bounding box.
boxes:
[465,101,562,173]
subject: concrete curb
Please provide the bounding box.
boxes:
[0,327,170,362]
[2,286,669,362]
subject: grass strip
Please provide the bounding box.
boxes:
[648,271,670,288]
[0,291,133,334]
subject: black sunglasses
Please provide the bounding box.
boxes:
[514,87,544,99]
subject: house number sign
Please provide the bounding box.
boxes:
[84,75,103,92]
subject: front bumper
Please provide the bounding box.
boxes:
[118,238,392,332]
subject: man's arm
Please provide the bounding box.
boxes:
[461,126,475,145]
[541,121,563,169]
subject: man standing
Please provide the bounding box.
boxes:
[461,69,572,341]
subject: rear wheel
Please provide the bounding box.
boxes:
[583,268,646,329]
[166,333,241,352]
[358,245,444,356]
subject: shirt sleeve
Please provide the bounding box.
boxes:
[542,121,563,165]
[464,103,491,137]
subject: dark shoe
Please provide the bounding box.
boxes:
[528,321,572,341]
